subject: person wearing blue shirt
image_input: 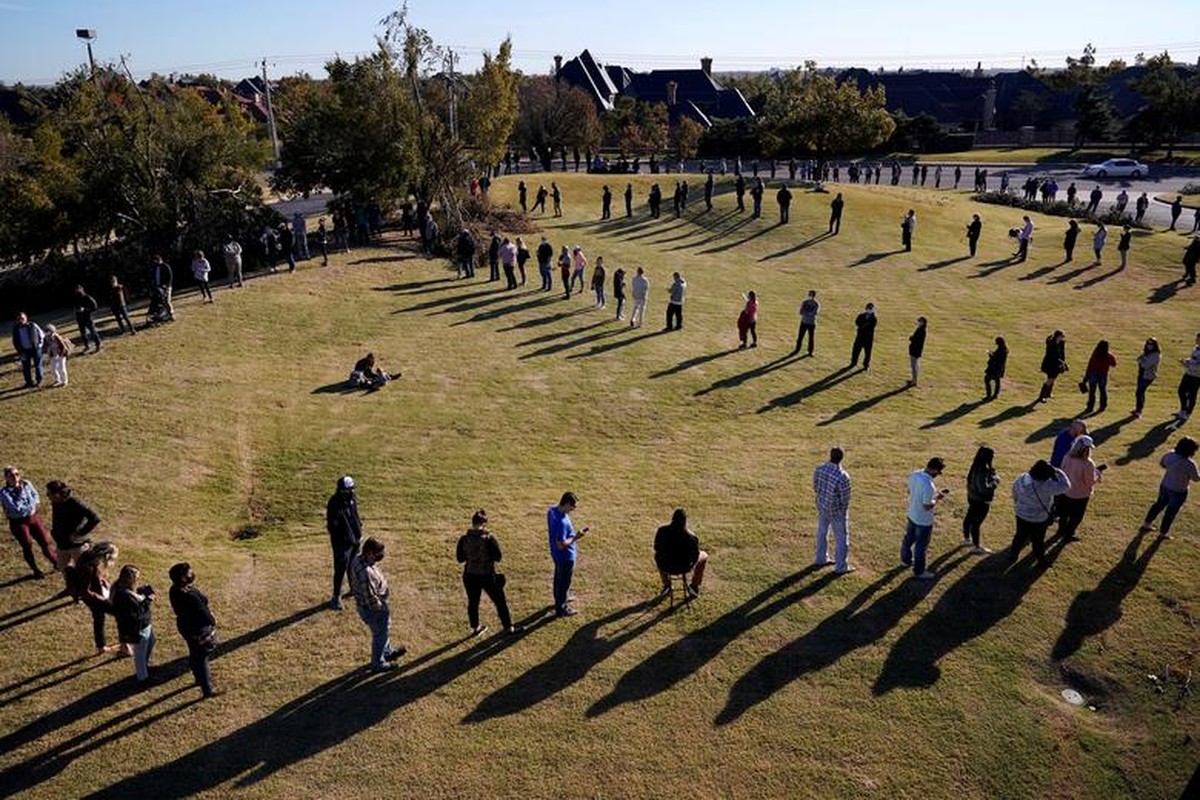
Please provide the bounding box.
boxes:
[902,457,950,579]
[1050,420,1087,468]
[547,491,588,617]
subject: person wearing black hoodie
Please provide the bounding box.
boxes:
[169,562,221,698]
[907,317,927,387]
[326,475,363,610]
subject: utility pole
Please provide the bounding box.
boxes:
[446,49,458,139]
[261,57,281,167]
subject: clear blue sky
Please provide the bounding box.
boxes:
[2,0,1198,85]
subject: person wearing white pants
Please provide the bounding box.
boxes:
[812,447,854,573]
[43,324,71,387]
[629,267,649,328]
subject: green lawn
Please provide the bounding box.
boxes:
[0,173,1196,799]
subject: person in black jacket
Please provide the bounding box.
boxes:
[776,184,793,223]
[907,317,927,386]
[1038,330,1068,403]
[1063,220,1080,263]
[654,508,708,597]
[455,229,476,279]
[73,285,102,353]
[169,562,220,698]
[985,336,1009,400]
[326,475,363,610]
[112,565,155,684]
[456,510,518,636]
[963,446,999,553]
[601,185,612,220]
[624,183,633,218]
[46,480,100,599]
[829,193,844,235]
[850,303,878,371]
[966,214,982,257]
[487,232,501,282]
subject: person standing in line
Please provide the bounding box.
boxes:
[776,184,792,223]
[654,508,709,596]
[1192,206,1200,233]
[1086,185,1103,216]
[191,251,214,304]
[1083,339,1117,414]
[963,446,999,554]
[11,311,45,389]
[73,285,103,352]
[2,466,58,578]
[1133,338,1161,419]
[108,276,136,336]
[570,246,588,295]
[46,480,99,598]
[169,562,222,698]
[1063,220,1081,263]
[1010,460,1071,567]
[515,237,530,287]
[1092,222,1108,265]
[1140,436,1199,538]
[1038,330,1069,403]
[901,210,916,252]
[829,193,844,235]
[902,457,950,580]
[1176,331,1200,421]
[984,336,1008,400]
[536,236,553,291]
[966,214,982,257]
[1057,436,1105,542]
[1184,236,1200,286]
[326,475,363,611]
[457,510,519,636]
[612,267,627,321]
[737,291,758,349]
[665,272,687,331]
[551,182,563,217]
[500,237,519,291]
[1117,224,1133,269]
[1014,216,1034,262]
[934,165,943,188]
[112,565,156,684]
[533,184,548,215]
[292,211,309,260]
[750,178,764,217]
[624,183,633,218]
[43,325,72,387]
[558,246,572,298]
[487,232,501,283]
[850,303,877,370]
[1135,192,1149,223]
[316,218,329,266]
[78,544,119,655]
[953,165,962,189]
[907,317,927,387]
[813,447,854,573]
[548,492,588,617]
[222,235,244,288]
[591,256,607,309]
[794,290,820,356]
[518,180,528,214]
[1169,195,1183,230]
[601,185,612,220]
[150,254,174,320]
[349,537,406,671]
[456,228,477,280]
[1051,419,1087,469]
[279,224,296,272]
[630,267,649,328]
[704,172,714,211]
[735,173,746,212]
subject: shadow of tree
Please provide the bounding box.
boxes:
[587,566,831,718]
[1051,530,1163,662]
[872,539,1069,696]
[465,599,667,723]
[715,556,968,725]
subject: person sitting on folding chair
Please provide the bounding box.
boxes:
[654,508,708,598]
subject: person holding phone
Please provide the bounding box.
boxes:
[548,492,588,617]
[902,457,950,580]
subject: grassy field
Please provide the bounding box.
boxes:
[897,147,1200,166]
[0,173,1197,799]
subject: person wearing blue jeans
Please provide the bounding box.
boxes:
[112,565,156,684]
[11,312,45,388]
[902,457,949,579]
[1140,436,1199,538]
[813,447,854,573]
[548,492,588,617]
[350,538,406,671]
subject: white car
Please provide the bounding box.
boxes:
[1082,158,1150,179]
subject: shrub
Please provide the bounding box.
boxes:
[1179,183,1200,196]
[972,191,1150,229]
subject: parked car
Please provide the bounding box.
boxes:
[1082,159,1149,178]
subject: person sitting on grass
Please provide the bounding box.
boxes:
[348,353,394,389]
[654,508,708,598]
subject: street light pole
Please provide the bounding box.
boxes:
[75,28,97,78]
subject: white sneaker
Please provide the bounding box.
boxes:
[971,546,993,555]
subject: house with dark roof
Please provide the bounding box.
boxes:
[556,51,755,127]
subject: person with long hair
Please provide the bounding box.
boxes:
[1083,340,1117,414]
[169,562,221,698]
[985,336,1008,400]
[1177,332,1200,422]
[112,565,155,684]
[1140,437,1199,538]
[1134,338,1161,419]
[1010,460,1071,567]
[456,510,519,636]
[963,447,1000,554]
[1038,330,1068,403]
[1057,436,1105,541]
[737,291,759,349]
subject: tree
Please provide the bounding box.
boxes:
[1127,52,1200,157]
[764,71,894,164]
[672,116,705,160]
[512,76,600,168]
[458,37,519,169]
[1073,83,1117,149]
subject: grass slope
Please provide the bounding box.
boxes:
[0,174,1196,800]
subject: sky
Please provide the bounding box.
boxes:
[1,0,1198,86]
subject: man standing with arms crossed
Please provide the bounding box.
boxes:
[902,457,950,580]
[813,447,854,574]
[548,492,588,618]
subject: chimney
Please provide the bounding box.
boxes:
[700,57,713,77]
[666,80,678,107]
[974,60,983,78]
[554,55,563,76]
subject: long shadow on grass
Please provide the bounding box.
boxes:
[0,599,72,634]
[0,593,63,624]
[1051,530,1163,663]
[716,556,968,725]
[372,277,459,294]
[1047,263,1098,284]
[1084,414,1136,447]
[759,232,831,262]
[519,327,625,359]
[872,537,1069,696]
[82,608,553,799]
[977,401,1039,429]
[1114,419,1178,466]
[667,215,755,251]
[392,285,503,315]
[1018,261,1065,281]
[0,603,326,760]
[496,305,592,332]
[1023,416,1074,445]
[466,599,667,723]
[754,364,855,411]
[649,347,741,379]
[816,383,911,426]
[848,249,905,267]
[919,255,969,271]
[969,257,1021,279]
[587,566,832,718]
[565,328,668,359]
[699,353,805,398]
[1147,278,1188,304]
[696,221,780,255]
[920,397,992,430]
[448,292,560,325]
[516,319,611,347]
[1074,265,1124,289]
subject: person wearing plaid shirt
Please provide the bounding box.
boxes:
[812,448,854,573]
[349,538,406,671]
